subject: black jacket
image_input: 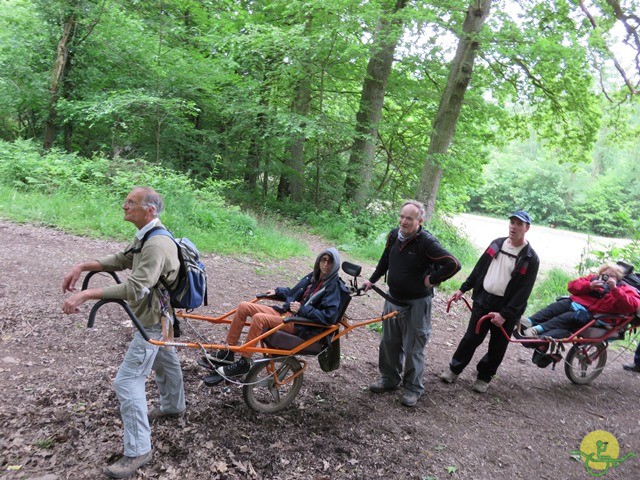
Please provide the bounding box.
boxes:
[460,237,539,322]
[369,227,461,300]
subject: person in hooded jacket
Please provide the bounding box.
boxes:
[213,248,342,378]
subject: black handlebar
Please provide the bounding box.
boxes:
[82,271,149,340]
[87,299,150,341]
[81,271,121,291]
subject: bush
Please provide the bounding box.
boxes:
[0,139,308,259]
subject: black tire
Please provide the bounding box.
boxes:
[564,343,607,385]
[242,357,304,413]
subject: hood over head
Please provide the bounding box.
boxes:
[313,247,341,282]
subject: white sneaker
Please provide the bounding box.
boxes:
[523,327,539,337]
[439,370,458,384]
[472,379,489,393]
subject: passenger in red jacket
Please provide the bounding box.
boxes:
[520,263,640,338]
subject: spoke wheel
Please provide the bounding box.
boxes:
[564,342,607,385]
[242,357,303,413]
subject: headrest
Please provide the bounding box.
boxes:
[342,261,361,278]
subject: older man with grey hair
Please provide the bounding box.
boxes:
[363,200,461,407]
[62,186,185,478]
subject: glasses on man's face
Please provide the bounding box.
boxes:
[124,199,149,208]
[320,257,333,264]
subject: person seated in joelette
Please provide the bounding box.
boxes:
[213,247,342,378]
[519,263,640,339]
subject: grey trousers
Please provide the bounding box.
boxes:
[378,295,433,395]
[114,324,185,457]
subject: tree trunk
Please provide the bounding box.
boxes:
[244,108,267,190]
[43,14,77,150]
[278,75,311,202]
[344,0,407,208]
[416,0,492,221]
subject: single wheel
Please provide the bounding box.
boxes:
[564,342,607,385]
[242,356,304,413]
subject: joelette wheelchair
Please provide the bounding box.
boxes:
[82,261,404,413]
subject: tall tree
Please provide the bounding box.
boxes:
[42,0,105,150]
[416,0,492,220]
[344,0,408,208]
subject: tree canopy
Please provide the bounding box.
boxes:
[0,0,638,235]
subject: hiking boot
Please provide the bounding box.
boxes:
[400,390,420,407]
[105,450,153,479]
[622,363,640,372]
[472,379,489,393]
[216,357,251,378]
[439,370,458,384]
[147,408,184,422]
[368,381,398,393]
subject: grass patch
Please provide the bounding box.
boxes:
[526,268,573,314]
[0,185,309,259]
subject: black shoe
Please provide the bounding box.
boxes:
[198,350,235,369]
[623,363,640,372]
[216,357,251,378]
[368,381,399,393]
[532,350,561,369]
[203,372,225,387]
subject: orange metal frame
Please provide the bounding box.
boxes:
[163,301,400,357]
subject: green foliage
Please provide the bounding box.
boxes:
[0,139,308,259]
[34,437,54,449]
[526,268,574,315]
[578,234,640,276]
[469,108,640,238]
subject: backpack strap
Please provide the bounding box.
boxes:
[124,226,173,255]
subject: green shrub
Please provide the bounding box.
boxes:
[0,139,308,259]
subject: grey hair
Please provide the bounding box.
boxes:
[401,200,425,222]
[597,263,624,281]
[134,186,164,217]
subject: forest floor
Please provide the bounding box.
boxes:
[1,219,639,480]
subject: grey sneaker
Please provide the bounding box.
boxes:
[439,370,458,384]
[472,379,489,393]
[523,327,539,337]
[400,390,420,407]
[368,381,398,393]
[147,407,184,422]
[519,316,532,329]
[106,450,153,479]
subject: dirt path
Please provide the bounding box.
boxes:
[452,213,632,273]
[1,219,639,480]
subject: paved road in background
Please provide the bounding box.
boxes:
[450,213,632,274]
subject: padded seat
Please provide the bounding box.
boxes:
[263,331,325,354]
[580,327,611,339]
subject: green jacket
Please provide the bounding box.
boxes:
[98,221,180,327]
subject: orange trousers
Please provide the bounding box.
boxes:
[225,302,296,358]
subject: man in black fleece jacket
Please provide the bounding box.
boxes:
[363,200,461,407]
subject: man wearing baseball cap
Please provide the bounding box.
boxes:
[440,210,539,393]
